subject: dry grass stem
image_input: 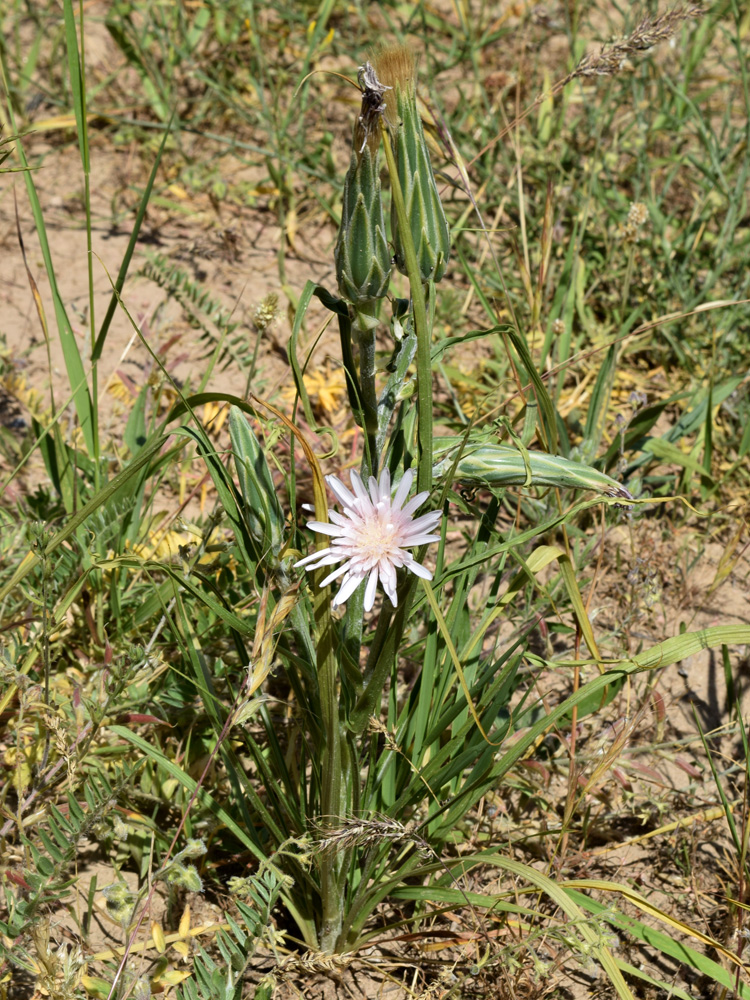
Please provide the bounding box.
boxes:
[316,815,430,857]
[569,3,706,80]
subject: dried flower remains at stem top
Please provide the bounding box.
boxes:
[373,45,451,284]
[371,45,416,122]
[334,63,392,308]
[356,62,391,155]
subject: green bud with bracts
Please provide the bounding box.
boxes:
[334,79,392,310]
[374,46,451,284]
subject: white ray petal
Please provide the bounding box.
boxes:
[333,572,366,607]
[392,468,415,510]
[294,547,333,568]
[305,521,343,536]
[406,560,433,580]
[404,532,442,547]
[319,562,353,587]
[364,569,379,611]
[326,475,356,507]
[401,491,432,517]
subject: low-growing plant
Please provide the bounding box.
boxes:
[2,2,750,999]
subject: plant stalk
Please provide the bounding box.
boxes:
[313,542,345,950]
[380,124,433,495]
[352,301,380,476]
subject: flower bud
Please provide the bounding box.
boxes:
[163,862,203,893]
[178,837,207,859]
[375,47,451,284]
[101,882,138,926]
[334,72,392,306]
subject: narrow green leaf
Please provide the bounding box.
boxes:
[62,0,89,172]
[0,80,94,453]
[108,725,274,869]
[583,343,616,457]
[642,436,715,480]
[38,829,64,863]
[568,888,750,998]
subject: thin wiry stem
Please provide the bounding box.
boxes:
[462,3,706,172]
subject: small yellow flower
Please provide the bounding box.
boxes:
[281,363,348,420]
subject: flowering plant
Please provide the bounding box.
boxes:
[213,46,686,980]
[6,7,745,998]
[217,49,643,961]
[295,468,442,611]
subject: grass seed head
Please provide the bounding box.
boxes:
[316,813,430,856]
[570,3,705,80]
[253,292,279,332]
[623,200,650,241]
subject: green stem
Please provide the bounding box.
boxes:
[348,600,400,737]
[352,301,380,477]
[380,125,433,495]
[305,448,345,952]
[77,0,98,486]
[315,579,343,951]
[347,127,439,736]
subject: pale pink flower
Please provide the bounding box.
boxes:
[295,468,442,611]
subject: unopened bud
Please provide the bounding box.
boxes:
[334,66,392,306]
[375,46,451,284]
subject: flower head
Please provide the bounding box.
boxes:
[334,64,392,311]
[295,468,442,611]
[373,45,451,284]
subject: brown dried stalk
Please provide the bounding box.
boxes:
[466,2,707,170]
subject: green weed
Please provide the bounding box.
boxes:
[1,2,750,999]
